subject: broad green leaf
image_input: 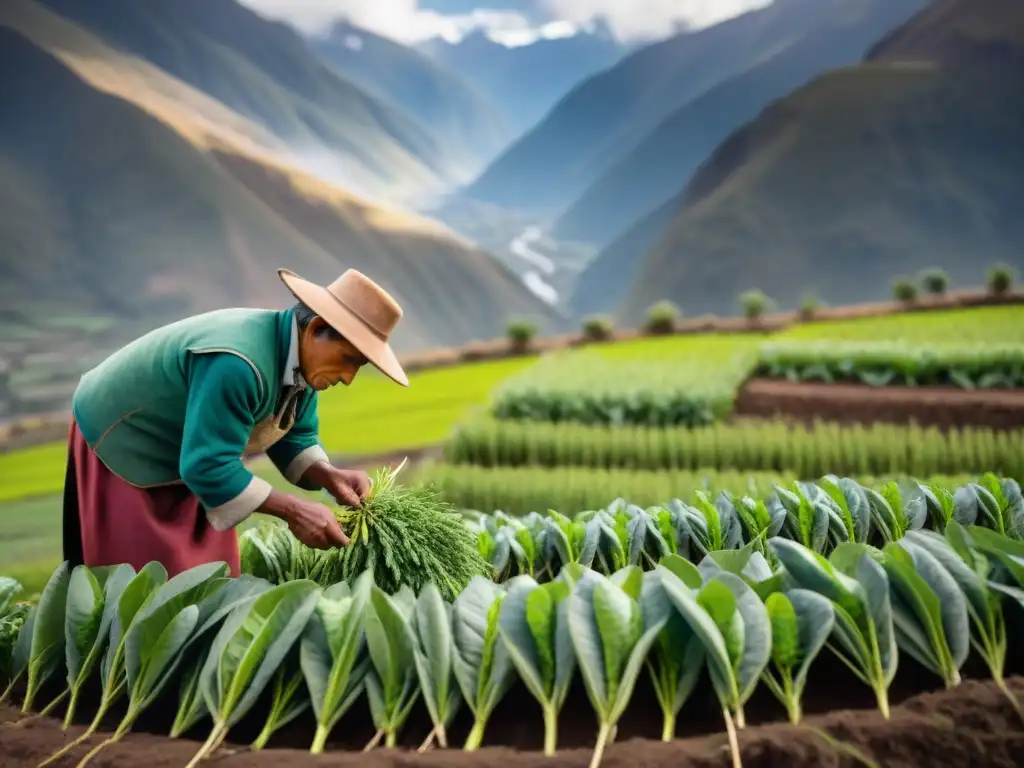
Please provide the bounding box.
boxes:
[451,576,515,726]
[411,583,461,747]
[301,570,372,742]
[201,580,321,729]
[23,561,71,709]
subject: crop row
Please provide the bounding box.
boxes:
[489,349,756,427]
[487,342,1024,430]
[4,510,1024,768]
[418,462,987,517]
[443,417,1024,480]
[755,342,1024,388]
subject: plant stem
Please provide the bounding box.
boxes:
[464,718,487,751]
[183,722,226,768]
[417,725,438,753]
[543,705,559,755]
[589,722,613,768]
[310,722,331,754]
[874,684,890,719]
[64,686,83,729]
[385,729,398,748]
[75,718,131,768]
[252,718,276,750]
[363,729,384,751]
[723,708,743,768]
[661,710,676,742]
[783,673,801,725]
[0,673,19,703]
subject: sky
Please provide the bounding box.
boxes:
[237,0,774,46]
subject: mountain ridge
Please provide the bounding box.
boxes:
[551,0,926,250]
[615,0,1024,325]
[0,16,561,355]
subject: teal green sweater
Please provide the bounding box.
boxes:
[72,308,328,529]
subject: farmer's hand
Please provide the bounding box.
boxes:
[309,464,372,508]
[262,490,349,549]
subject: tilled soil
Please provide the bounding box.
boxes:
[734,379,1024,430]
[3,658,1023,768]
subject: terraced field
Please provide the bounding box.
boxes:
[1,301,1023,594]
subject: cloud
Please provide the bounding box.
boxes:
[539,0,775,41]
[237,0,540,44]
[237,0,772,46]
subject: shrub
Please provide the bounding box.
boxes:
[919,268,949,296]
[892,278,917,303]
[581,315,614,341]
[644,300,681,335]
[987,263,1014,296]
[799,294,822,320]
[506,318,537,351]
[739,289,773,321]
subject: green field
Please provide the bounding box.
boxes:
[2,304,1023,594]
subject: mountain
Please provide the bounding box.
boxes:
[0,14,560,354]
[30,0,457,205]
[568,196,679,320]
[418,25,626,140]
[310,22,510,180]
[552,0,926,250]
[461,0,891,215]
[616,0,1024,325]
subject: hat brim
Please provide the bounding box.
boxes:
[278,269,409,387]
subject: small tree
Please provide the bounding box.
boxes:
[919,267,949,296]
[644,300,681,335]
[798,294,822,320]
[581,315,614,342]
[506,318,537,352]
[739,289,773,322]
[987,263,1015,296]
[892,277,917,304]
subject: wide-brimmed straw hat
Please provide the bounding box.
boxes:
[278,268,408,387]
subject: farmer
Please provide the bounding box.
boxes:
[62,268,409,577]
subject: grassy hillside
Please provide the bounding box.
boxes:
[551,0,925,250]
[0,24,560,357]
[311,22,509,181]
[459,0,874,214]
[30,0,455,204]
[618,0,1024,324]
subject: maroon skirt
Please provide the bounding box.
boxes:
[62,420,240,577]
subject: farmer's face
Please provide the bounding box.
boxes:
[298,316,368,390]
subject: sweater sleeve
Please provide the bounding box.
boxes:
[265,388,330,489]
[179,352,273,531]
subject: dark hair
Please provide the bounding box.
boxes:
[293,301,344,341]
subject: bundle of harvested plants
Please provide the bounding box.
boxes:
[242,460,488,601]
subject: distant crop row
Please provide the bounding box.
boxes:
[489,349,755,427]
[418,463,985,517]
[756,342,1024,388]
[487,341,1023,431]
[443,417,1024,481]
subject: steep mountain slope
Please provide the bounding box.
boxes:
[460,0,872,214]
[311,22,509,179]
[552,0,926,249]
[568,196,679,320]
[617,0,1024,325]
[0,24,559,354]
[418,25,626,141]
[32,0,453,204]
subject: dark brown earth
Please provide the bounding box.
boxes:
[3,646,1024,768]
[734,379,1024,430]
